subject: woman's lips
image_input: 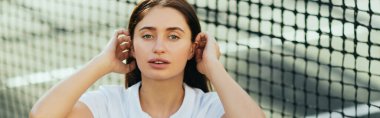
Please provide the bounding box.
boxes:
[148,58,170,69]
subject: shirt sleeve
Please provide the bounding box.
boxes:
[78,87,109,118]
[200,92,225,118]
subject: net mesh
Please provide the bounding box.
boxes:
[1,0,380,117]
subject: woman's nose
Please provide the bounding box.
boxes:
[153,37,166,54]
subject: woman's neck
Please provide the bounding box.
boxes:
[139,77,185,118]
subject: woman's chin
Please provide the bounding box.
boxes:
[143,71,177,80]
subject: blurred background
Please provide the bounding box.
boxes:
[1,0,380,117]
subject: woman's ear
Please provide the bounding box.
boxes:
[188,43,196,60]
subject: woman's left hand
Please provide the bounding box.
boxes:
[195,33,265,118]
[195,32,221,77]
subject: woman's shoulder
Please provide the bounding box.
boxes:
[186,85,219,100]
[184,85,225,117]
[79,85,128,106]
[184,85,222,106]
[97,85,126,94]
[80,85,126,99]
[78,84,137,118]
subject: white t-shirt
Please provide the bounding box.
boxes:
[79,82,225,118]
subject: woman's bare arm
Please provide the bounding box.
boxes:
[30,57,108,118]
[195,33,265,118]
[207,61,265,118]
[30,29,133,118]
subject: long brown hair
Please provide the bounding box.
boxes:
[125,0,211,92]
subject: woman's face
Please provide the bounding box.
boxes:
[132,6,194,80]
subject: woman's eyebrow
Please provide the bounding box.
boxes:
[167,27,184,33]
[139,26,156,31]
[138,26,184,33]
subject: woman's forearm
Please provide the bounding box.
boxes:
[206,60,265,118]
[30,57,109,118]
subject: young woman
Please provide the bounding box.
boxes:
[30,0,265,118]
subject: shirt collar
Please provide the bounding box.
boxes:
[128,82,195,118]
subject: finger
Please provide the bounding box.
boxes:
[116,35,131,56]
[195,32,203,43]
[116,50,124,60]
[113,29,125,50]
[115,28,128,38]
[121,37,132,60]
[122,49,130,61]
[205,32,215,42]
[208,34,220,59]
[209,35,222,60]
[117,47,131,60]
[199,34,207,49]
[117,34,127,43]
[116,38,130,60]
[113,29,129,46]
[124,36,132,49]
[115,39,123,55]
[195,32,206,49]
[108,29,123,48]
[195,48,203,62]
[118,37,131,50]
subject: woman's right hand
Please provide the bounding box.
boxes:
[96,28,136,74]
[30,28,136,118]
